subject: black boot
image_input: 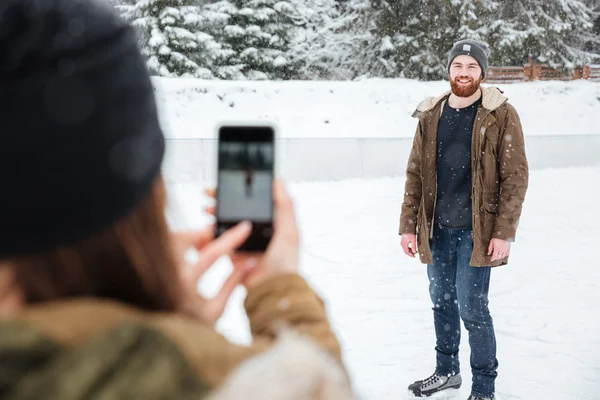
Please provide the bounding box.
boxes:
[408,372,462,397]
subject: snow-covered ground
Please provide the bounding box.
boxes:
[153,77,600,139]
[166,165,600,400]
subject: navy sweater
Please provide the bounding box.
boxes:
[434,97,482,228]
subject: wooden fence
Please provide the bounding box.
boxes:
[483,62,600,83]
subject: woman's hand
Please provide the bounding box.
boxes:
[205,180,300,290]
[171,221,256,326]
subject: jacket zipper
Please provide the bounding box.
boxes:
[473,108,493,216]
[429,102,447,239]
[429,103,445,239]
[430,173,437,239]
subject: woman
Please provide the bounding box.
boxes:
[0,1,353,399]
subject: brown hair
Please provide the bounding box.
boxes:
[9,175,182,312]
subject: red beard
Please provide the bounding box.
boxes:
[450,75,481,97]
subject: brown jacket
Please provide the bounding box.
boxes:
[0,274,356,400]
[399,87,529,267]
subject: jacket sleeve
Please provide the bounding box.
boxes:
[151,274,346,390]
[493,104,529,241]
[243,274,341,357]
[399,121,423,235]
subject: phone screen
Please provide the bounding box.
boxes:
[216,125,274,251]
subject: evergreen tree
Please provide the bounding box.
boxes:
[286,0,340,79]
[330,0,380,80]
[492,0,598,68]
[201,0,298,80]
[370,0,458,80]
[322,0,403,80]
[123,0,217,78]
[286,0,375,80]
[114,0,599,81]
[581,0,600,54]
[370,0,598,79]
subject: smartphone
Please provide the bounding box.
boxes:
[215,124,275,252]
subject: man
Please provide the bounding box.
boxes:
[399,39,529,400]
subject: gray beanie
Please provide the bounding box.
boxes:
[447,39,491,78]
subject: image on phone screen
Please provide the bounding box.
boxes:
[216,126,274,251]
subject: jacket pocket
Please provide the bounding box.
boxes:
[480,120,501,194]
[480,120,500,159]
[481,192,499,214]
[480,192,498,236]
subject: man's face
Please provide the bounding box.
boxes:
[449,55,482,97]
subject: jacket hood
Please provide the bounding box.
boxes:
[412,86,508,118]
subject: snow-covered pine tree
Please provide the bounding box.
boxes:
[326,0,383,80]
[581,0,600,54]
[371,0,506,80]
[454,0,498,41]
[192,1,244,79]
[369,0,457,80]
[493,0,599,68]
[476,2,528,67]
[122,0,218,78]
[201,0,298,80]
[113,0,135,20]
[286,0,341,79]
[286,0,375,80]
[110,0,135,8]
[452,0,526,70]
[368,0,600,80]
[293,0,397,80]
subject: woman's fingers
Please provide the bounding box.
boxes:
[172,227,215,249]
[185,221,252,283]
[272,180,299,243]
[204,188,216,199]
[205,206,216,216]
[210,262,255,318]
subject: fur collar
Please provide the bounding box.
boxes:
[208,330,358,400]
[412,86,508,118]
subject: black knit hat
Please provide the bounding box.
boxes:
[0,0,165,257]
[447,39,491,79]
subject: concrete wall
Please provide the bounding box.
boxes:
[162,135,600,183]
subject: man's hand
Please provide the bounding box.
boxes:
[400,233,418,258]
[488,238,510,262]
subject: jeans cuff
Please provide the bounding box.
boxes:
[471,390,494,398]
[435,368,459,377]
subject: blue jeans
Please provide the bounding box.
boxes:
[427,226,498,398]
